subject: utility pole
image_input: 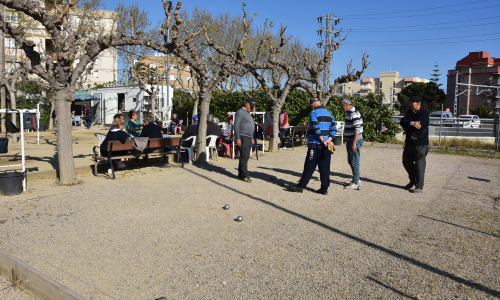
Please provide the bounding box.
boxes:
[317,13,341,91]
[0,4,5,134]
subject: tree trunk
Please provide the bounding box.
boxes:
[1,86,5,134]
[269,104,281,152]
[54,90,77,185]
[192,97,199,118]
[49,100,55,131]
[195,92,211,163]
[9,90,17,143]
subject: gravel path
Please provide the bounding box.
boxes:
[0,145,499,299]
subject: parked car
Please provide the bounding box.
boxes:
[458,115,481,128]
[429,111,454,127]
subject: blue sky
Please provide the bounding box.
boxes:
[104,0,500,89]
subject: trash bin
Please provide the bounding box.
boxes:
[38,124,47,132]
[0,137,8,153]
[333,136,342,146]
[0,171,24,196]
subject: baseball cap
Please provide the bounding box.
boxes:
[407,96,421,105]
[226,114,234,120]
[193,115,199,121]
[246,98,256,108]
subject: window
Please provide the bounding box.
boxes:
[133,98,137,103]
[169,75,177,80]
[393,81,396,88]
[379,81,383,89]
[150,64,156,69]
[5,37,15,48]
[187,76,192,81]
[5,14,18,23]
[93,70,99,78]
[95,59,100,65]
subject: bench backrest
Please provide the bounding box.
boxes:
[293,126,308,133]
[148,137,181,148]
[107,140,134,151]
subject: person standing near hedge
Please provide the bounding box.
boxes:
[126,111,143,137]
[234,98,256,182]
[340,97,364,190]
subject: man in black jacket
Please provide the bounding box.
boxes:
[182,115,199,147]
[400,96,429,193]
[140,115,163,139]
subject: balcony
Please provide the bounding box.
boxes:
[360,84,372,91]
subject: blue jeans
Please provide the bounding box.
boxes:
[86,120,91,129]
[346,138,363,184]
[279,128,288,147]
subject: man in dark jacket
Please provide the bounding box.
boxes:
[140,115,163,139]
[400,96,429,193]
[234,98,256,182]
[182,115,199,147]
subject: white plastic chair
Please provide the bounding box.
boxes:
[180,135,196,164]
[336,121,345,144]
[94,132,106,147]
[206,135,219,162]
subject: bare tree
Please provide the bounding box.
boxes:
[0,0,183,184]
[160,3,255,162]
[294,34,370,106]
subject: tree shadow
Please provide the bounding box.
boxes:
[418,215,500,238]
[182,167,500,297]
[366,276,418,299]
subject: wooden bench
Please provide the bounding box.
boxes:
[281,126,309,150]
[92,137,184,179]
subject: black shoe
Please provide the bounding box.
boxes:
[316,188,328,195]
[404,182,415,190]
[289,185,303,193]
[413,187,423,193]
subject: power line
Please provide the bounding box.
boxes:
[349,16,498,30]
[342,37,499,46]
[344,4,500,20]
[352,21,500,33]
[342,0,490,17]
[343,32,500,44]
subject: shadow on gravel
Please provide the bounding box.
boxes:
[418,215,500,238]
[257,166,345,187]
[366,276,417,300]
[186,166,500,298]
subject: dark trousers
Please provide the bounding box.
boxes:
[298,145,331,190]
[237,136,252,178]
[402,144,429,189]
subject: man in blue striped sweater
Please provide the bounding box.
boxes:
[340,97,363,190]
[289,98,337,195]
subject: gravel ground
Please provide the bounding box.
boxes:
[0,145,499,299]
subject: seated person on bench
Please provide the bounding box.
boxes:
[222,114,234,144]
[140,115,163,139]
[100,117,129,168]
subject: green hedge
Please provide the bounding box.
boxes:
[172,89,400,143]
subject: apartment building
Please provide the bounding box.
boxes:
[137,53,195,90]
[3,3,117,89]
[338,71,429,107]
[446,51,500,116]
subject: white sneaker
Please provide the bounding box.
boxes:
[107,168,113,174]
[117,161,127,168]
[281,146,286,149]
[344,182,361,190]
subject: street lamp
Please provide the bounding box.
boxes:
[165,1,173,122]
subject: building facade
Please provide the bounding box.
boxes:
[446,51,500,116]
[4,4,118,89]
[91,85,173,125]
[338,71,429,108]
[137,53,195,90]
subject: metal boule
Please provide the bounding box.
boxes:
[156,297,167,300]
[223,204,230,210]
[236,216,243,222]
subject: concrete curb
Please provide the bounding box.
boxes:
[363,142,499,158]
[0,248,85,300]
